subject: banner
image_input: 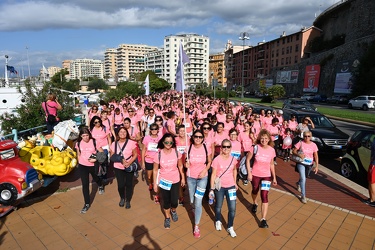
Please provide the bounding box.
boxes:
[334,61,353,94]
[276,70,298,83]
[303,65,320,93]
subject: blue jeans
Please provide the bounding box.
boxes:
[296,163,313,197]
[187,176,208,225]
[214,186,236,228]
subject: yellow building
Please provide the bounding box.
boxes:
[209,53,226,88]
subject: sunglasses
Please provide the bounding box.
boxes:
[128,110,134,112]
[150,128,158,131]
[267,112,272,114]
[194,136,203,139]
[202,127,211,130]
[163,141,173,145]
[94,121,100,124]
[304,135,311,138]
[222,145,231,149]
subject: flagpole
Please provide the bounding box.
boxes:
[5,55,9,86]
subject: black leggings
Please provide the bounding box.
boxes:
[79,164,102,204]
[159,182,180,210]
[114,168,134,202]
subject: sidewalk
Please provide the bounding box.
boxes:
[1,159,374,249]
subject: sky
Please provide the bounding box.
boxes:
[0,0,341,77]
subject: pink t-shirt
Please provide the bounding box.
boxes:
[223,121,235,134]
[216,113,226,123]
[266,124,280,141]
[252,121,262,137]
[75,139,98,167]
[263,116,273,127]
[211,155,237,188]
[230,140,242,160]
[153,149,182,184]
[252,145,276,178]
[167,119,176,134]
[42,101,58,117]
[288,120,298,131]
[91,126,110,148]
[186,144,211,178]
[213,132,229,146]
[142,135,161,163]
[110,140,137,170]
[113,113,124,125]
[294,141,318,163]
[175,136,190,155]
[127,125,139,138]
[239,131,253,152]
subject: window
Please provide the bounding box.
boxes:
[295,44,299,52]
[296,34,300,40]
[282,48,284,55]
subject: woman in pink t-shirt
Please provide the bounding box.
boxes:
[213,122,229,157]
[292,131,319,204]
[201,122,215,160]
[42,93,62,134]
[246,129,277,229]
[110,127,138,209]
[239,121,255,154]
[153,133,185,229]
[75,127,104,214]
[141,123,161,202]
[210,139,238,238]
[228,128,242,161]
[185,130,212,238]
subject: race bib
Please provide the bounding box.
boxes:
[228,189,237,200]
[274,135,279,140]
[302,157,313,165]
[231,151,241,160]
[260,180,271,191]
[147,142,158,152]
[185,123,191,128]
[159,178,172,190]
[194,187,205,199]
[177,146,186,155]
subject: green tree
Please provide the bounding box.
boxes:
[352,41,375,96]
[104,81,144,101]
[0,82,78,134]
[88,78,108,92]
[267,84,286,100]
[50,69,69,87]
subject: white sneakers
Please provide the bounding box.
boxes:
[216,221,236,237]
[227,227,237,238]
[215,221,222,231]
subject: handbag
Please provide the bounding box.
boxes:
[291,143,304,163]
[214,156,234,191]
[110,141,128,163]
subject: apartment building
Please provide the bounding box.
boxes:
[62,60,71,80]
[228,26,322,90]
[164,34,210,88]
[144,48,164,78]
[116,44,158,81]
[104,48,117,79]
[69,59,104,80]
[209,53,226,88]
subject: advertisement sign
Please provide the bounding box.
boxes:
[303,65,320,93]
[334,61,353,94]
[276,70,299,83]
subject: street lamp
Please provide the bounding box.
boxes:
[239,32,249,98]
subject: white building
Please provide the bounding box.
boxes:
[69,59,104,80]
[116,44,158,81]
[104,48,117,79]
[164,34,210,88]
[144,48,164,78]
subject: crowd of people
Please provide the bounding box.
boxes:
[70,91,320,238]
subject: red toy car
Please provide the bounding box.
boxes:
[0,140,44,206]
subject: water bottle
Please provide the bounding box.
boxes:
[209,190,215,205]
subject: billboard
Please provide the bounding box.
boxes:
[276,70,299,83]
[334,61,353,94]
[303,64,320,93]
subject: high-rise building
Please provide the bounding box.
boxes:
[69,59,104,80]
[104,48,117,80]
[164,34,210,88]
[116,44,158,81]
[62,60,71,80]
[209,53,226,88]
[144,48,164,78]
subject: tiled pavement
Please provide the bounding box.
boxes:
[1,159,375,249]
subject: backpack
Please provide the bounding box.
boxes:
[239,145,258,178]
[187,143,208,165]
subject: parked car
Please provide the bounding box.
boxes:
[282,98,317,111]
[348,95,375,110]
[0,140,44,206]
[327,95,349,104]
[312,94,327,103]
[301,93,315,101]
[282,109,349,155]
[340,130,375,180]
